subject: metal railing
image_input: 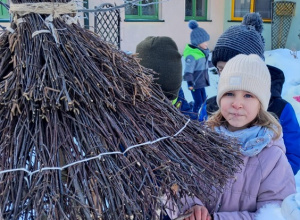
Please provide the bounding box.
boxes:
[271,1,296,49]
[94,3,121,49]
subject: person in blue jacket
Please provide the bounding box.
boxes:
[201,12,300,174]
[183,20,210,120]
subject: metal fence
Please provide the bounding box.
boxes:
[94,3,121,49]
[271,1,296,49]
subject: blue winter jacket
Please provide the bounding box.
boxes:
[183,44,210,89]
[201,65,300,174]
[267,65,300,174]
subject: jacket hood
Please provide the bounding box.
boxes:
[267,65,285,98]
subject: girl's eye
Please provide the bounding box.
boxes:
[224,92,234,96]
[244,94,253,98]
[217,67,223,74]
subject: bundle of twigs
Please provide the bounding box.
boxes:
[0,1,242,219]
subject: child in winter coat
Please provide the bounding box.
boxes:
[166,54,296,220]
[135,36,183,104]
[135,36,195,120]
[201,12,300,175]
[183,20,210,120]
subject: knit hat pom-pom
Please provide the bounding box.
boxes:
[242,12,263,34]
[188,20,199,30]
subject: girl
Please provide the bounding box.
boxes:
[166,54,296,220]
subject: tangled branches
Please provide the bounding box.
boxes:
[0,1,242,219]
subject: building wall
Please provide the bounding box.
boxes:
[1,0,298,51]
[88,0,225,54]
[85,0,300,52]
[0,19,9,29]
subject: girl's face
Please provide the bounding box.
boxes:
[220,90,260,132]
[198,41,209,50]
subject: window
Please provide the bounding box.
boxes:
[0,0,10,21]
[185,0,207,21]
[231,0,273,21]
[125,0,159,21]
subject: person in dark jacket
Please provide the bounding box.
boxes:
[136,36,197,120]
[201,12,300,174]
[183,20,210,119]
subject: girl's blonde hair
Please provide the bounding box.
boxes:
[206,107,282,140]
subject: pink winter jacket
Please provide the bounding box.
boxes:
[166,136,296,220]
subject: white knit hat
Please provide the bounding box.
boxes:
[217,54,271,110]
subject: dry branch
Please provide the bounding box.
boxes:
[0,1,242,219]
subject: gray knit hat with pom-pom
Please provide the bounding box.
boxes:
[242,12,264,33]
[242,12,265,45]
[189,20,210,47]
[212,12,265,67]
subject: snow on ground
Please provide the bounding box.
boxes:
[265,49,300,123]
[181,49,300,219]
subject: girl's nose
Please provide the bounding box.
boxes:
[231,98,243,109]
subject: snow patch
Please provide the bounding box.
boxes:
[255,203,285,220]
[264,49,300,123]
